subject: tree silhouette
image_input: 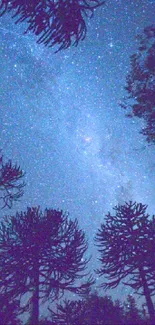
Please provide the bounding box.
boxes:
[83,292,124,325]
[124,295,141,325]
[50,292,125,325]
[50,299,86,325]
[49,290,153,325]
[0,207,93,324]
[0,153,25,208]
[95,201,155,323]
[0,0,105,52]
[121,25,155,144]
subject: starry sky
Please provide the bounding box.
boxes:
[0,0,155,305]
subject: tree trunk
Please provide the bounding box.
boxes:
[29,260,40,325]
[139,266,155,322]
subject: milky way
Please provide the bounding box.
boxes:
[0,0,155,304]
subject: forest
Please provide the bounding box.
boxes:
[0,0,155,324]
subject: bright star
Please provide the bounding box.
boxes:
[84,136,93,143]
[109,42,114,48]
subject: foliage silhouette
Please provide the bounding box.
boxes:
[49,291,149,325]
[121,25,155,144]
[95,201,155,322]
[0,207,94,324]
[0,152,25,208]
[82,291,125,325]
[50,298,86,325]
[124,295,141,325]
[0,0,105,52]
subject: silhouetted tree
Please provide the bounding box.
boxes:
[0,0,105,52]
[50,292,124,325]
[121,25,155,144]
[95,201,155,323]
[0,207,94,324]
[83,292,124,325]
[114,298,125,324]
[0,152,25,208]
[124,295,141,325]
[50,299,86,325]
[49,291,154,325]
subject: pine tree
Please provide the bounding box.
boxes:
[0,207,93,324]
[95,201,155,322]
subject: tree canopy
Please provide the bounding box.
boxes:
[50,294,123,325]
[0,153,25,208]
[49,291,147,325]
[0,0,105,52]
[121,25,155,144]
[95,201,155,322]
[0,206,93,324]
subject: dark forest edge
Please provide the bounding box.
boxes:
[1,202,155,324]
[1,291,153,325]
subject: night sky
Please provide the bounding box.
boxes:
[1,0,155,311]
